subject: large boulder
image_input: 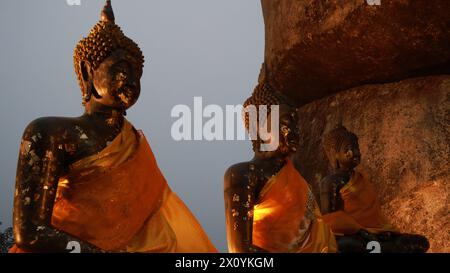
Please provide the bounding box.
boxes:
[292,75,450,252]
[261,0,450,106]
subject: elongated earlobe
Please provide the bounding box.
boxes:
[79,61,93,105]
[79,61,90,82]
[334,158,340,170]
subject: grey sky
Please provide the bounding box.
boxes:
[0,0,264,252]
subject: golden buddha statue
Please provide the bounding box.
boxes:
[223,75,337,253]
[10,0,216,253]
[319,125,429,252]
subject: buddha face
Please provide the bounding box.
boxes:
[83,49,142,110]
[336,136,361,170]
[279,106,300,155]
[261,104,300,156]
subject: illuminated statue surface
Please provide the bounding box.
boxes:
[10,1,216,253]
[224,75,337,253]
[319,125,429,252]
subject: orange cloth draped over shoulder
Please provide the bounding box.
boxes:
[322,171,397,235]
[252,159,337,253]
[10,120,217,253]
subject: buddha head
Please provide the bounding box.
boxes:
[322,125,361,171]
[74,0,144,111]
[243,81,300,158]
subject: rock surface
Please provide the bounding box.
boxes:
[261,0,450,106]
[293,75,450,253]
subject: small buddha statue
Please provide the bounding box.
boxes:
[319,125,430,253]
[10,0,216,253]
[224,78,337,253]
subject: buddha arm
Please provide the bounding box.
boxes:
[319,177,332,214]
[319,170,351,213]
[13,121,103,253]
[319,176,339,214]
[224,168,267,253]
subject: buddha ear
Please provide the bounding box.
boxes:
[79,61,95,104]
[333,158,340,170]
[345,149,353,160]
[79,61,93,83]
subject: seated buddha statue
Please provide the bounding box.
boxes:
[224,79,337,253]
[9,0,216,253]
[319,125,429,253]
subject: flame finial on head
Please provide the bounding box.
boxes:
[101,0,115,22]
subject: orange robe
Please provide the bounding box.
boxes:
[10,120,217,253]
[251,159,337,253]
[322,171,397,235]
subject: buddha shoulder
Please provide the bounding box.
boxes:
[22,116,84,145]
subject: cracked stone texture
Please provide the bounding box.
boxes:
[261,0,450,106]
[292,75,450,253]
